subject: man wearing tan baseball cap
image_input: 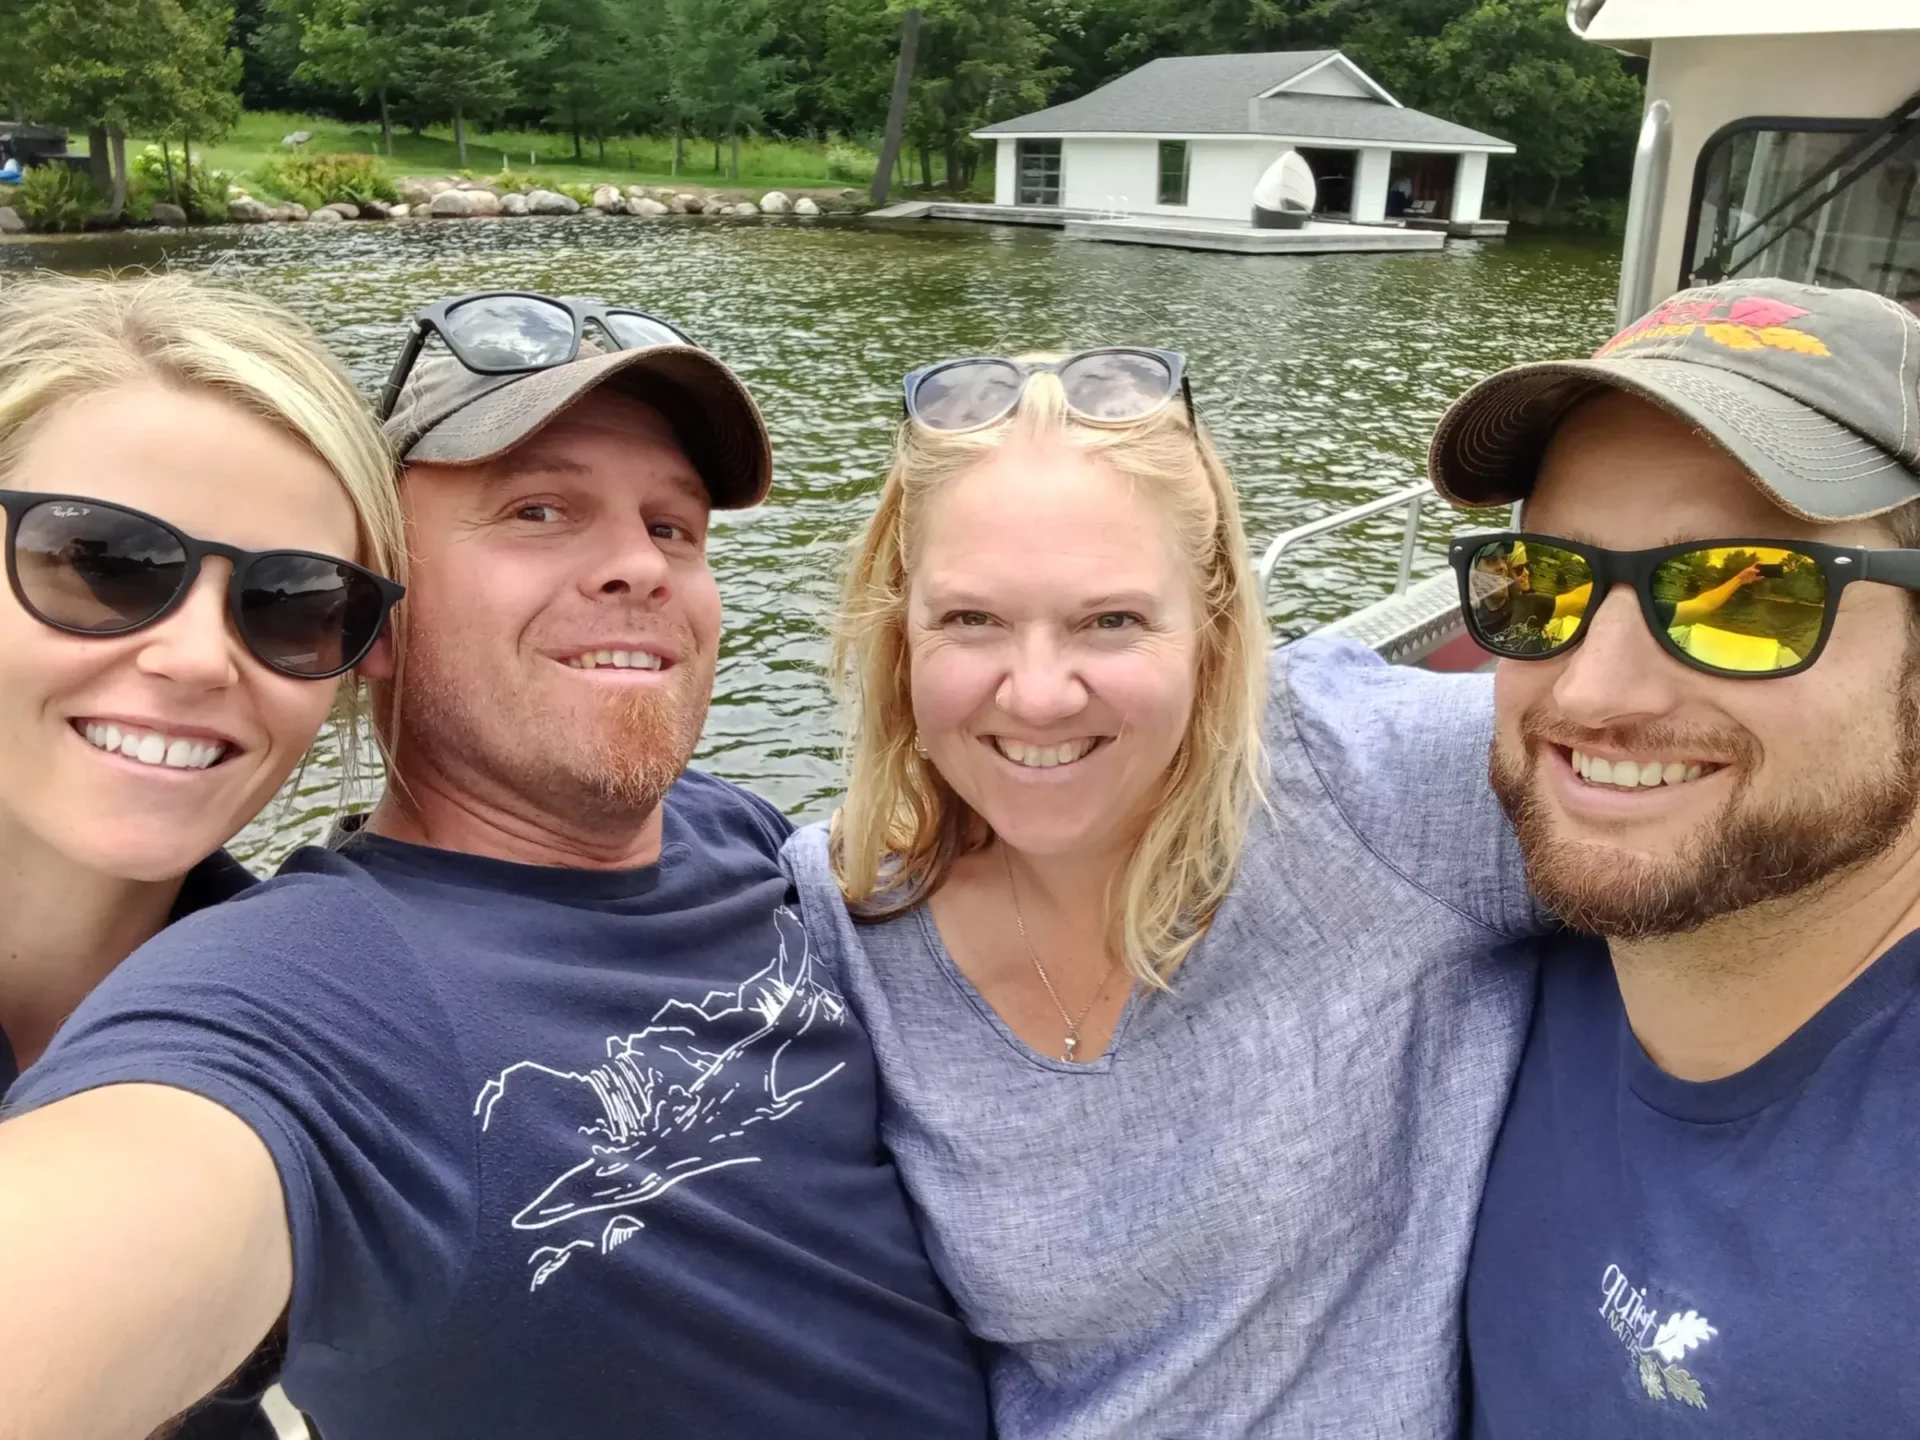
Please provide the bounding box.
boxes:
[1442,279,1920,1433]
[0,292,991,1439]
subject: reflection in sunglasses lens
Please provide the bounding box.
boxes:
[1467,539,1594,656]
[239,555,375,677]
[444,296,576,368]
[15,500,187,632]
[604,312,685,349]
[1060,351,1174,420]
[915,360,1025,430]
[1653,545,1825,673]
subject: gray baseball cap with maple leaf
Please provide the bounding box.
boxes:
[1429,279,1920,522]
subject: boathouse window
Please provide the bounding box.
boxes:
[1688,118,1920,307]
[1157,141,1190,206]
[1016,140,1062,206]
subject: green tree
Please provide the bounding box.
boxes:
[666,0,792,180]
[906,0,1062,190]
[814,0,897,136]
[268,0,406,153]
[1337,0,1642,212]
[19,0,240,221]
[389,0,547,167]
[157,0,244,207]
[532,0,663,161]
[0,0,31,118]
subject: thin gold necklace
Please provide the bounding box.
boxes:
[1002,844,1122,1062]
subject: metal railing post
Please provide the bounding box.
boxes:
[1394,493,1423,595]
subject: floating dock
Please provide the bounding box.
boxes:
[868,201,1469,254]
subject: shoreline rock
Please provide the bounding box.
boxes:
[430,188,501,218]
[9,172,870,235]
[397,176,455,208]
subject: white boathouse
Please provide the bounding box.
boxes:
[973,51,1515,232]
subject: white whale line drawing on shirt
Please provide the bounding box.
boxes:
[473,908,848,1290]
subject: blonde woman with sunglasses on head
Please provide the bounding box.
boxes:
[0,275,403,1437]
[784,348,1545,1437]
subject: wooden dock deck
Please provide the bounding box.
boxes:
[867,201,1454,255]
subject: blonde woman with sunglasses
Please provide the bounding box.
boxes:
[0,275,403,1436]
[785,348,1543,1437]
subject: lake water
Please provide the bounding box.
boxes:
[4,215,1618,866]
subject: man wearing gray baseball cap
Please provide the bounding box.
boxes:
[1444,280,1920,1433]
[0,292,990,1439]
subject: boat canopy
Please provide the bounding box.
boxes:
[1581,0,1920,44]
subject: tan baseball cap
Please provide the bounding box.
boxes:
[383,342,774,509]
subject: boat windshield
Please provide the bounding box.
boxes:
[1688,115,1920,306]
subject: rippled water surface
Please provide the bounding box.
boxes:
[6,216,1618,866]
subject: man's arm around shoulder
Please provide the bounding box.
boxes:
[0,1083,288,1440]
[1273,635,1541,939]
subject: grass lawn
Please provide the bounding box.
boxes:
[84,111,980,195]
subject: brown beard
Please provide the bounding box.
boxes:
[1489,677,1920,940]
[395,621,714,834]
[583,673,710,813]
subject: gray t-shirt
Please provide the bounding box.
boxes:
[784,637,1539,1438]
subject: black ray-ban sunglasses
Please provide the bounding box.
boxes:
[1451,531,1920,679]
[903,348,1190,432]
[376,291,699,419]
[2,493,405,680]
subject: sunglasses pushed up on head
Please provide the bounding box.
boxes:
[902,348,1191,432]
[1,493,404,679]
[377,292,700,419]
[1451,531,1920,678]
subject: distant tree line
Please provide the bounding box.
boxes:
[4,0,1644,208]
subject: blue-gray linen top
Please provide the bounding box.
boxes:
[784,636,1539,1438]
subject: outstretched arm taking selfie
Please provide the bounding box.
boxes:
[0,873,477,1439]
[0,1084,289,1440]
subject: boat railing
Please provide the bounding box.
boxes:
[1255,479,1430,612]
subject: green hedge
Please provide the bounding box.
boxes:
[255,153,397,208]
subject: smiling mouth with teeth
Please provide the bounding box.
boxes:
[77,721,230,771]
[1569,748,1718,791]
[990,736,1104,770]
[566,649,666,672]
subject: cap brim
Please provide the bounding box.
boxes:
[1428,356,1920,522]
[402,345,773,509]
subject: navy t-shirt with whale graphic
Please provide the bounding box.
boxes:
[1467,929,1920,1437]
[6,770,991,1439]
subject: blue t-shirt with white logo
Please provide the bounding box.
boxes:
[6,770,990,1439]
[1467,930,1920,1436]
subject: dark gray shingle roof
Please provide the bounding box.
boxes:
[974,51,1511,150]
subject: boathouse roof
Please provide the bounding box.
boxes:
[975,51,1513,152]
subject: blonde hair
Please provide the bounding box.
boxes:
[0,271,404,753]
[831,364,1270,988]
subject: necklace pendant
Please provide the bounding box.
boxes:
[1062,1034,1078,1061]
